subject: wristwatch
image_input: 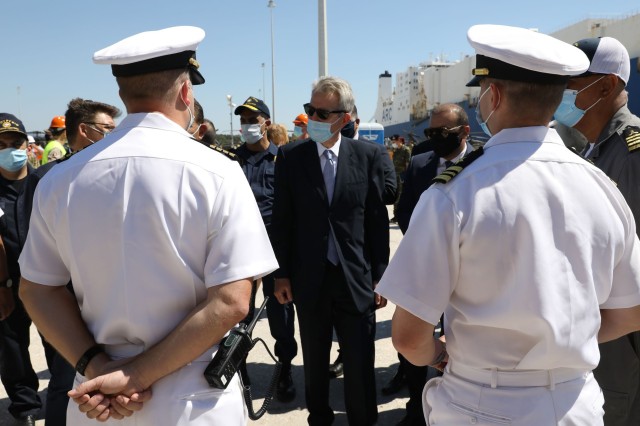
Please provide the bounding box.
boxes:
[75,344,105,376]
[0,278,12,288]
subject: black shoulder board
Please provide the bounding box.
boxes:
[566,145,594,164]
[432,147,484,184]
[623,126,640,153]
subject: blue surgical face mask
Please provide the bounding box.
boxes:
[475,86,496,137]
[553,76,605,127]
[293,126,303,138]
[240,123,264,144]
[307,115,343,145]
[0,148,27,172]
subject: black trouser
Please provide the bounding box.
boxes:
[397,353,429,426]
[43,342,75,426]
[261,272,298,364]
[593,331,640,426]
[296,263,377,426]
[0,291,41,419]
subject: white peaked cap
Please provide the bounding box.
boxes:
[466,24,590,86]
[93,26,206,84]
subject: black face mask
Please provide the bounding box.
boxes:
[430,133,462,158]
[340,120,356,139]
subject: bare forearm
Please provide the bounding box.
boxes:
[599,306,640,343]
[19,278,98,368]
[391,306,439,366]
[130,278,253,388]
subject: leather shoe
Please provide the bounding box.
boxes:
[328,353,343,378]
[276,367,296,403]
[381,370,406,395]
[17,415,36,426]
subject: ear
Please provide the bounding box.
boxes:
[461,125,471,139]
[78,123,90,139]
[600,74,619,98]
[265,119,272,128]
[196,124,207,140]
[180,80,191,106]
[343,112,351,125]
[490,83,501,109]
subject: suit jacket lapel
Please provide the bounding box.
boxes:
[302,140,328,203]
[333,138,353,205]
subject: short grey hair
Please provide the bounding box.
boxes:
[311,76,355,114]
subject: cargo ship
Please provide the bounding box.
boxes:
[374,12,640,144]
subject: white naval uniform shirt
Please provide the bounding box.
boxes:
[377,126,640,372]
[19,113,278,424]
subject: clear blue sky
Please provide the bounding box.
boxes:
[1,1,637,135]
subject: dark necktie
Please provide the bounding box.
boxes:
[322,150,339,265]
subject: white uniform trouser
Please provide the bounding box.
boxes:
[66,356,247,425]
[422,362,604,425]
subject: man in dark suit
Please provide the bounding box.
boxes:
[397,104,475,233]
[391,103,474,426]
[328,105,397,379]
[272,76,391,425]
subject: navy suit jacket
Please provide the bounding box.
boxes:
[271,137,390,313]
[397,142,474,233]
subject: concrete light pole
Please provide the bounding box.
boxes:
[268,0,276,122]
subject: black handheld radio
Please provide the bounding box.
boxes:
[204,298,268,389]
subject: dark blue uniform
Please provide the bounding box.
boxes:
[233,142,298,366]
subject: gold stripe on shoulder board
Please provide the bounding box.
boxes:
[623,126,640,153]
[432,147,484,184]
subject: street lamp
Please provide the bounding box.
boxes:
[226,95,235,147]
[268,0,276,121]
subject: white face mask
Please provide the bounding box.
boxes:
[241,123,264,144]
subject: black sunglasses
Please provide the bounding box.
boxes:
[425,125,463,139]
[303,103,346,121]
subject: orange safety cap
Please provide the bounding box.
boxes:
[49,115,66,129]
[293,113,308,125]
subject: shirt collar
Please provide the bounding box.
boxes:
[439,146,467,165]
[484,126,564,149]
[316,135,342,158]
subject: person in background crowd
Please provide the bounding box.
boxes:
[187,99,210,142]
[232,96,298,403]
[18,26,277,425]
[201,118,217,146]
[25,136,42,168]
[64,98,120,153]
[389,135,410,223]
[554,35,640,426]
[292,113,309,140]
[41,116,67,164]
[267,123,290,147]
[272,76,389,425]
[0,113,40,426]
[378,24,640,426]
[14,98,122,426]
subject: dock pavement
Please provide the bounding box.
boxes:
[1,208,414,425]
